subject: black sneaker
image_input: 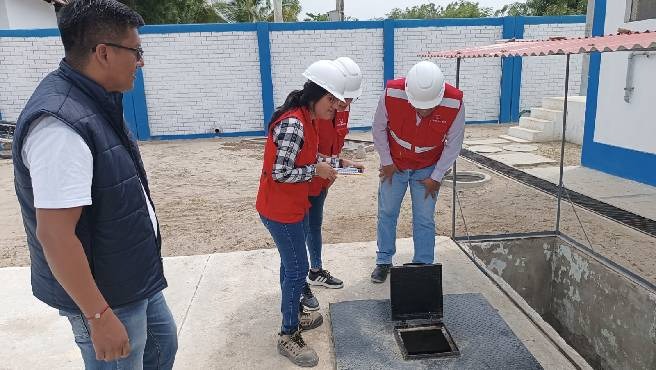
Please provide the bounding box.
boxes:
[301,283,320,311]
[307,268,344,289]
[299,309,323,331]
[370,264,392,283]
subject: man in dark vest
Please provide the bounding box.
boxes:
[371,61,465,283]
[12,0,177,368]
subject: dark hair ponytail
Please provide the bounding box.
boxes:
[268,81,330,127]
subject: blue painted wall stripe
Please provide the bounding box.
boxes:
[122,88,138,137]
[510,17,525,122]
[581,0,605,159]
[499,17,516,123]
[0,28,59,37]
[150,130,265,140]
[257,22,275,132]
[383,19,395,84]
[132,69,151,140]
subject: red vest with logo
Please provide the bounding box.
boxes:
[256,107,318,223]
[308,110,350,196]
[385,78,463,170]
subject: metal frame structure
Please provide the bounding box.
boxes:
[419,31,656,240]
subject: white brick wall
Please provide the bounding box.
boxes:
[0,37,63,121]
[395,26,503,122]
[520,23,585,113]
[0,20,586,136]
[141,31,263,135]
[269,29,384,127]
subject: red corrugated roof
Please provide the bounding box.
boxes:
[419,31,656,58]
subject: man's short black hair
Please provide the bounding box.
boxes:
[57,0,144,67]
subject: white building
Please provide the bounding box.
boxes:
[0,0,57,29]
[582,0,656,186]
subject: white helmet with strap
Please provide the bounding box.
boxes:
[302,60,347,102]
[333,57,362,99]
[405,61,446,109]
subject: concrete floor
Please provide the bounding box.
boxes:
[0,237,581,369]
[526,165,656,220]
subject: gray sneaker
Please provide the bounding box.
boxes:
[299,308,323,331]
[301,283,320,311]
[277,329,319,367]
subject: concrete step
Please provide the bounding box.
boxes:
[519,116,553,133]
[498,134,530,143]
[507,126,553,142]
[531,107,563,124]
[541,96,586,111]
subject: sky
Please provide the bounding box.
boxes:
[299,0,519,20]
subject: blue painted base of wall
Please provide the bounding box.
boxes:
[146,120,502,141]
[149,130,265,141]
[582,142,656,187]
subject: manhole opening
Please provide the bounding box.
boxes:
[442,171,490,187]
[395,324,459,359]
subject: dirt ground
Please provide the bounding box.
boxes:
[1,125,655,284]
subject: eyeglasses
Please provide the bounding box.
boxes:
[92,43,144,61]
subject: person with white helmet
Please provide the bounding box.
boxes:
[370,60,466,283]
[256,59,346,367]
[300,57,364,311]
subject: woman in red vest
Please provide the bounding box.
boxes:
[301,57,365,311]
[256,60,346,367]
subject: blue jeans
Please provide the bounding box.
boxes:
[59,291,177,370]
[305,189,328,270]
[376,165,438,265]
[260,214,309,334]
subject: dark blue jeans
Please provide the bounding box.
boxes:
[260,214,309,334]
[305,189,328,270]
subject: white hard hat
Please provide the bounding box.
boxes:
[405,61,446,109]
[302,60,347,102]
[333,57,363,99]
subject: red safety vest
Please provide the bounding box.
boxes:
[308,110,350,196]
[385,78,463,170]
[256,107,318,223]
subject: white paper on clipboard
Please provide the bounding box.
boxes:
[336,166,363,175]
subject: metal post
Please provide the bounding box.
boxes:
[555,54,571,233]
[273,0,283,22]
[452,57,461,239]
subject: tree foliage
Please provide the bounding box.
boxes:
[118,0,221,24]
[387,1,492,19]
[118,0,301,24]
[214,0,301,23]
[387,0,585,19]
[495,0,587,16]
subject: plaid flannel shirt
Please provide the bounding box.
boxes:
[272,118,317,183]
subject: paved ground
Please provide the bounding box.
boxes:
[526,165,656,220]
[0,237,584,370]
